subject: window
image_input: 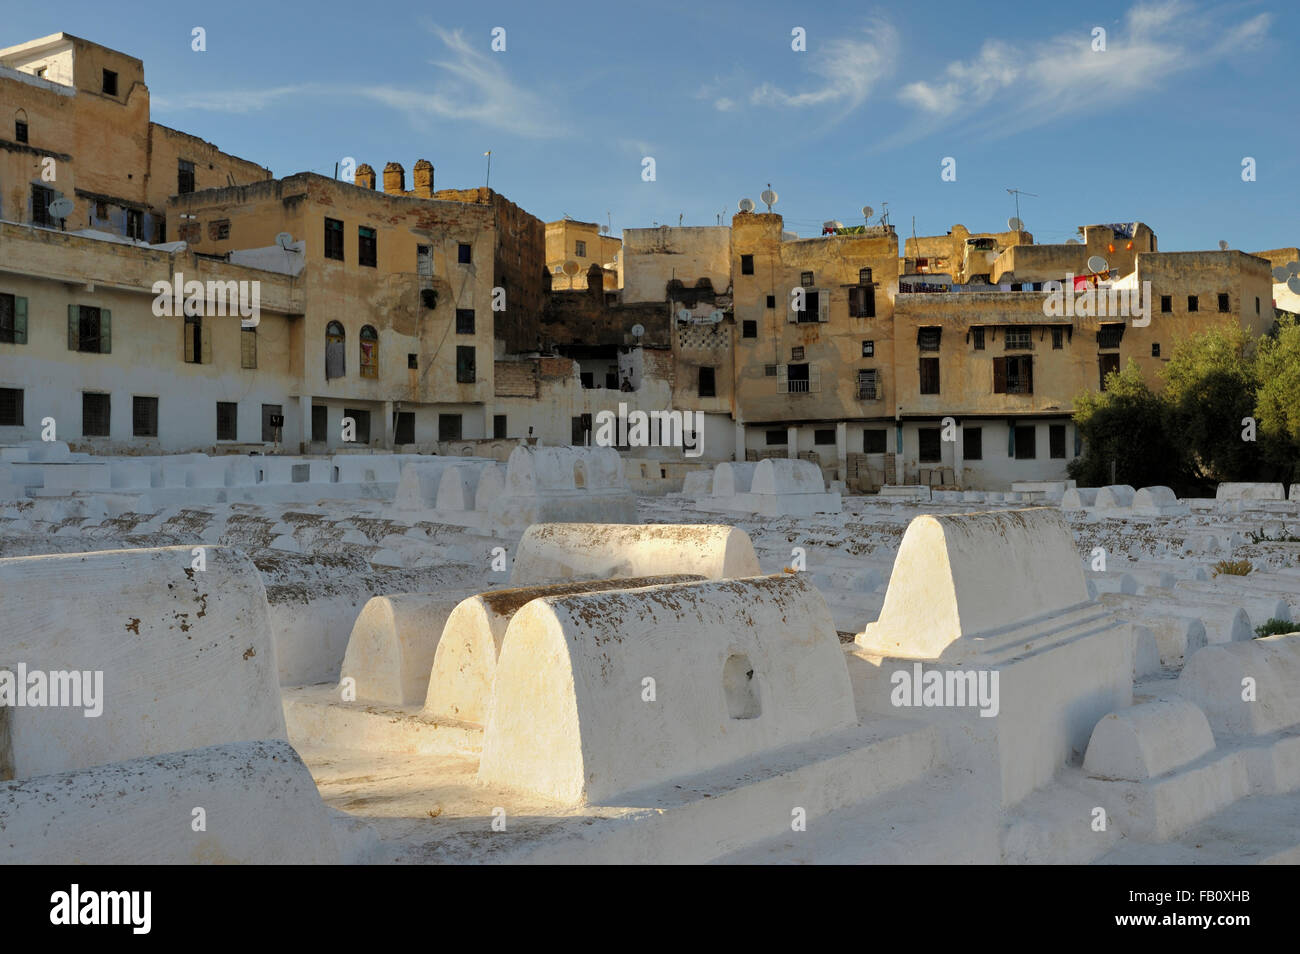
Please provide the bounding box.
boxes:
[1005,328,1032,350]
[493,414,507,439]
[580,372,594,389]
[437,414,463,442]
[570,414,593,445]
[210,219,230,241]
[862,340,874,358]
[0,387,23,426]
[155,220,166,244]
[343,408,371,444]
[0,294,28,344]
[32,184,57,226]
[1052,327,1064,349]
[1014,425,1037,460]
[325,321,345,379]
[972,327,985,350]
[766,295,776,309]
[324,218,344,261]
[70,305,111,354]
[1151,342,1161,358]
[796,290,821,323]
[126,209,144,240]
[864,428,887,454]
[765,429,787,446]
[859,267,873,284]
[35,67,46,78]
[183,315,205,364]
[407,353,418,369]
[740,254,754,275]
[764,365,777,376]
[993,355,1034,394]
[1160,295,1172,313]
[456,346,476,383]
[359,325,378,378]
[791,346,805,361]
[102,69,117,96]
[698,366,716,397]
[575,240,587,257]
[458,243,472,264]
[416,244,432,276]
[178,159,195,195]
[1099,353,1121,389]
[1187,295,1198,312]
[786,363,810,392]
[1097,324,1124,349]
[261,404,283,442]
[394,411,416,445]
[15,118,28,143]
[83,393,110,437]
[917,327,941,351]
[456,309,475,334]
[216,402,238,441]
[311,405,327,443]
[848,284,875,317]
[800,271,814,287]
[1050,424,1066,459]
[1218,293,1230,313]
[919,357,940,394]
[742,320,757,338]
[918,428,941,463]
[963,426,982,461]
[814,429,836,446]
[357,227,377,267]
[857,368,879,400]
[1256,297,1261,315]
[241,327,257,369]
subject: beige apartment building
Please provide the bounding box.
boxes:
[545,218,621,290]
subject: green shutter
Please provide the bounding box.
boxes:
[13,297,27,344]
[67,304,78,350]
[1007,420,1016,457]
[100,309,111,353]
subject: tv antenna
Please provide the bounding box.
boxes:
[879,202,889,226]
[1006,188,1038,225]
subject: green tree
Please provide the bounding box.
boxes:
[1255,313,1300,482]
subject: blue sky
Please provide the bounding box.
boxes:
[10,0,1296,250]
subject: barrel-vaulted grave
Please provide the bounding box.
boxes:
[0,545,286,780]
[477,575,856,804]
[424,575,704,726]
[338,593,469,705]
[490,445,636,527]
[855,508,1133,806]
[509,522,761,585]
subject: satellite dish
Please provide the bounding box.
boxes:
[1218,240,1229,251]
[562,260,580,276]
[708,310,724,324]
[1272,267,1289,282]
[1008,216,1023,231]
[275,231,294,249]
[760,188,778,211]
[48,197,74,219]
[823,220,844,231]
[630,323,645,338]
[1086,255,1109,273]
[1287,261,1300,276]
[600,224,610,235]
[861,205,874,221]
[738,197,755,213]
[1042,280,1063,293]
[1065,238,1081,245]
[1289,276,1300,296]
[676,308,692,322]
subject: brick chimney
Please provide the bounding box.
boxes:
[413,159,434,198]
[383,161,405,194]
[354,163,376,189]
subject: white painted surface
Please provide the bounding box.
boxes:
[510,523,761,584]
[1084,698,1216,781]
[339,594,466,705]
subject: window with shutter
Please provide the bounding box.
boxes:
[993,356,1007,393]
[917,327,941,351]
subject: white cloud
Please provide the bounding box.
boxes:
[151,84,318,113]
[714,97,737,112]
[749,21,899,115]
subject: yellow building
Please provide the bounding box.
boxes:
[545,219,621,290]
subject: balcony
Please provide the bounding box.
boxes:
[777,366,821,394]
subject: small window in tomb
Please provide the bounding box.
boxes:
[814,428,835,446]
[765,429,786,446]
[291,464,310,483]
[740,254,754,275]
[723,653,761,719]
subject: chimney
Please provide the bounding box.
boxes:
[354,163,376,190]
[383,161,405,194]
[413,159,434,198]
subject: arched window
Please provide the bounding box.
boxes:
[325,321,345,379]
[359,325,378,379]
[15,108,29,144]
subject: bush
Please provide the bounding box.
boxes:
[1255,618,1297,638]
[1212,559,1253,577]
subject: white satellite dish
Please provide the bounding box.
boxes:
[1042,280,1063,293]
[1289,276,1300,296]
[1008,216,1023,231]
[708,310,724,324]
[562,260,580,276]
[738,197,755,213]
[600,224,610,235]
[1066,238,1081,245]
[760,188,778,211]
[48,197,74,219]
[275,231,295,249]
[630,323,645,337]
[1086,255,1109,273]
[861,205,874,221]
[1218,240,1229,251]
[676,308,692,322]
[1272,267,1289,282]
